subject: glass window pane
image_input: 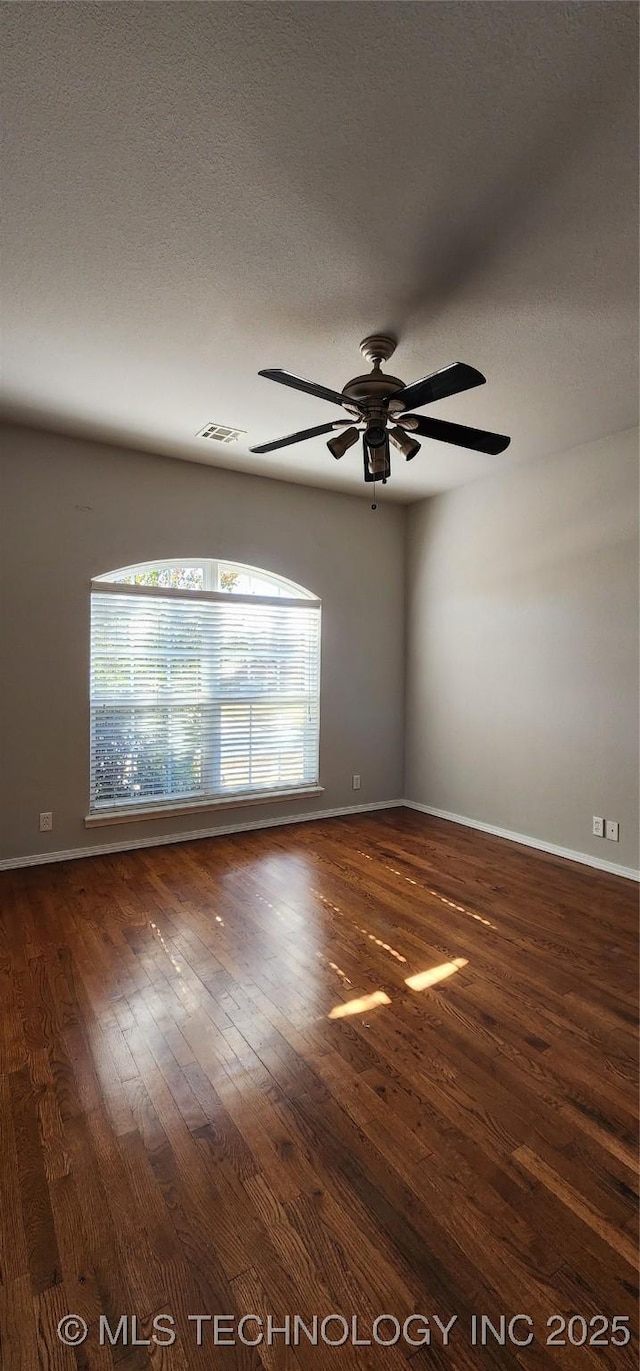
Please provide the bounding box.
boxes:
[94,560,315,599]
[90,563,320,811]
[98,566,204,589]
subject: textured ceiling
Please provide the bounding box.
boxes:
[2,1,638,501]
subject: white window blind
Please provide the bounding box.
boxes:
[90,584,321,812]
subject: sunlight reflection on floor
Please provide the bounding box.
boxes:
[328,990,391,1020]
[355,850,497,929]
[405,958,469,991]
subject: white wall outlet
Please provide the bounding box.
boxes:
[592,816,604,838]
[352,774,361,791]
[39,811,53,832]
[605,820,619,842]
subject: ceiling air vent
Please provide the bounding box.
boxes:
[196,422,246,444]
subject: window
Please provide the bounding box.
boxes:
[89,560,321,818]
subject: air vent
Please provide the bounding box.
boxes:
[196,422,246,444]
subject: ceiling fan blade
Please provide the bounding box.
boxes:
[390,362,486,412]
[249,422,341,454]
[259,368,356,410]
[404,414,511,455]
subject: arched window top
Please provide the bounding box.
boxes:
[94,559,317,601]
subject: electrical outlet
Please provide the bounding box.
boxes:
[39,812,53,832]
[352,774,361,791]
[605,820,619,842]
[592,816,604,838]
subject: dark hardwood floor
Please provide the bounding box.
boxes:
[0,809,638,1369]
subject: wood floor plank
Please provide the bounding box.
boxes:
[0,1071,30,1285]
[0,1273,40,1370]
[513,1145,638,1269]
[9,1064,62,1295]
[0,811,637,1369]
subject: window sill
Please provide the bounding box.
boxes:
[84,785,325,828]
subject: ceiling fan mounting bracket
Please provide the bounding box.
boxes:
[359,333,397,367]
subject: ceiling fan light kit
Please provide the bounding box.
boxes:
[327,426,359,460]
[389,425,421,461]
[250,334,510,504]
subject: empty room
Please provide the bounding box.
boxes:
[1,2,638,1367]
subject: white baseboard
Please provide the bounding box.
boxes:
[2,797,637,882]
[0,798,404,870]
[403,800,640,882]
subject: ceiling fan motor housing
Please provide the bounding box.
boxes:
[341,371,405,417]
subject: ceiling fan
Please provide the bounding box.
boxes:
[250,334,510,498]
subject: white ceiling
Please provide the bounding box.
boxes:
[2,2,638,501]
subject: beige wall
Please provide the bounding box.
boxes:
[2,422,638,875]
[0,424,405,862]
[405,428,639,871]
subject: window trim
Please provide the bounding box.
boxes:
[89,562,322,821]
[84,783,325,827]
